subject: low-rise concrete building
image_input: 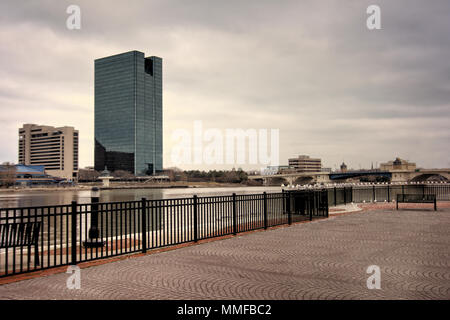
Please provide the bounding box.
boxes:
[288,155,322,172]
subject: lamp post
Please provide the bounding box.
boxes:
[83,187,105,248]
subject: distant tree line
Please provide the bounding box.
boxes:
[78,167,250,184]
[181,169,248,183]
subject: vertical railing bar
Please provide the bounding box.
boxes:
[99,203,104,258]
[71,201,77,265]
[59,206,63,265]
[167,200,171,245]
[19,208,24,273]
[14,208,18,274]
[157,200,160,247]
[120,202,123,255]
[105,203,109,257]
[183,199,186,243]
[47,207,50,267]
[172,199,175,245]
[152,200,155,249]
[174,199,178,244]
[164,200,168,246]
[205,198,209,238]
[141,198,147,254]
[160,200,164,247]
[133,201,136,252]
[264,192,268,230]
[85,205,89,261]
[232,193,237,235]
[193,195,198,242]
[34,207,40,269]
[158,200,162,247]
[53,206,57,267]
[216,198,220,236]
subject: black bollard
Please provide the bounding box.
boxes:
[83,187,105,248]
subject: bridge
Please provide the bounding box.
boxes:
[391,169,450,183]
[249,172,330,186]
[329,171,391,180]
[249,169,450,186]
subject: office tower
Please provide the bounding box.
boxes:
[18,124,79,180]
[288,155,322,172]
[94,50,163,175]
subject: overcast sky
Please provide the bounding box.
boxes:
[0,0,449,170]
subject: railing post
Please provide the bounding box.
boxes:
[325,190,329,218]
[83,187,104,248]
[309,192,313,221]
[402,184,405,195]
[387,185,390,202]
[193,195,198,242]
[334,187,337,206]
[287,192,292,225]
[71,201,77,265]
[263,192,268,230]
[232,193,237,235]
[372,185,376,202]
[350,186,353,203]
[343,187,347,204]
[141,198,147,253]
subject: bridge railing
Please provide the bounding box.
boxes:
[323,184,450,205]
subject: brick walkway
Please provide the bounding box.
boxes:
[0,208,449,300]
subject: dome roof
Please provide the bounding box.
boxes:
[100,166,111,177]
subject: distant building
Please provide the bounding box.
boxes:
[18,124,79,180]
[94,50,163,175]
[380,157,416,171]
[261,165,290,175]
[0,164,56,186]
[340,162,348,173]
[288,155,322,172]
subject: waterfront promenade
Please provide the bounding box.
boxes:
[0,206,449,300]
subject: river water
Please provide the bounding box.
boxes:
[0,186,283,208]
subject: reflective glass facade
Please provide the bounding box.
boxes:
[94,51,163,175]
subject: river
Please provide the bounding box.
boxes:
[0,186,283,208]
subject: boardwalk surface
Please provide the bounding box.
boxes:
[0,208,449,300]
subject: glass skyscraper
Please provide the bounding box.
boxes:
[94,51,162,175]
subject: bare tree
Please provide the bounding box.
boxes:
[112,170,135,180]
[0,162,17,187]
[78,169,100,182]
[164,167,187,182]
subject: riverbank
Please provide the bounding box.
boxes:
[0,181,261,193]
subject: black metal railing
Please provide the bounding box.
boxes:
[0,190,328,277]
[1,184,448,278]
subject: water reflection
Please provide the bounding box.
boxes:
[0,186,282,208]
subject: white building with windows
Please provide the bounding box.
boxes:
[18,124,79,180]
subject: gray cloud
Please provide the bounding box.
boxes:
[0,0,449,169]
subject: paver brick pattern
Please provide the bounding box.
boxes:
[0,208,449,300]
